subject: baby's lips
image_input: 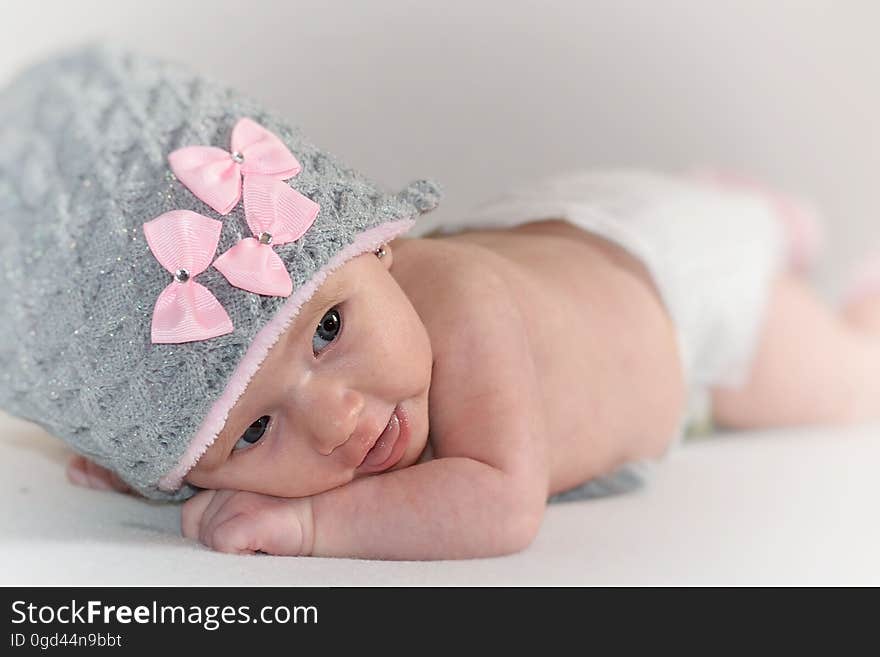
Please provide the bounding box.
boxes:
[355,406,410,475]
[361,413,400,468]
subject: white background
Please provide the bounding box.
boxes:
[3,0,879,297]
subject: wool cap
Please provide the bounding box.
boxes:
[0,43,440,500]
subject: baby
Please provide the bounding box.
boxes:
[4,46,877,560]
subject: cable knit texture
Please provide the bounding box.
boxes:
[0,44,440,500]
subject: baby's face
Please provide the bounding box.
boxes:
[185,244,433,498]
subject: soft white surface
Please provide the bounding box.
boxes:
[2,2,879,586]
[2,410,878,586]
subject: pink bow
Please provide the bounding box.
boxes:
[144,210,234,344]
[213,175,320,297]
[168,117,302,215]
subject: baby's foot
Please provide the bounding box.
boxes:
[66,454,135,494]
[689,169,825,274]
[840,253,880,335]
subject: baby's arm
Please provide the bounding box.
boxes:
[185,411,545,560]
[183,280,550,559]
[316,456,544,559]
[182,454,544,559]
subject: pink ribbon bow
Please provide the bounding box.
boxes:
[144,210,234,344]
[168,117,303,215]
[213,174,320,297]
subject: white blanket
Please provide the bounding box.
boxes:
[2,410,878,585]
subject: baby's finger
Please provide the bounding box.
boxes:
[198,489,240,546]
[67,455,136,494]
[250,507,306,556]
[209,513,257,555]
[66,455,110,490]
[66,455,93,487]
[211,503,305,556]
[85,458,133,493]
[181,489,216,540]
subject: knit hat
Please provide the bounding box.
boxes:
[0,43,440,500]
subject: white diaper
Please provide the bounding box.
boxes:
[413,169,788,448]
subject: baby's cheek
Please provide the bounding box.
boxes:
[243,462,351,498]
[184,461,243,492]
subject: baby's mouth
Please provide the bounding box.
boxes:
[356,405,408,473]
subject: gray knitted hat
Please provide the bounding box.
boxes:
[0,44,440,500]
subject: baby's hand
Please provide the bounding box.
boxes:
[181,489,315,556]
[66,454,137,495]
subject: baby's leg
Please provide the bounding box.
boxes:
[710,272,880,429]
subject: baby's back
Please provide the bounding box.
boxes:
[392,219,687,495]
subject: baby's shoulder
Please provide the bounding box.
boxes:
[393,237,516,326]
[394,239,545,468]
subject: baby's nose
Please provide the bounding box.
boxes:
[311,389,364,455]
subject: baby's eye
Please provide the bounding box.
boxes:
[233,415,271,451]
[313,307,342,356]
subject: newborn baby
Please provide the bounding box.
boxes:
[4,46,877,560]
[182,212,690,558]
[72,170,878,559]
